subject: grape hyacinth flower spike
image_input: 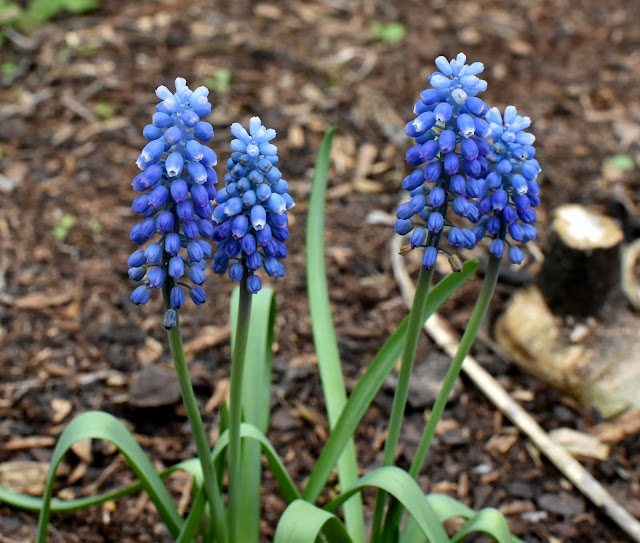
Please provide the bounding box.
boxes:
[480,105,541,264]
[397,52,493,270]
[211,117,293,294]
[127,77,218,326]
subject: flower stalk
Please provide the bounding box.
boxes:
[227,276,253,541]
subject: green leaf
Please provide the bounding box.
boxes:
[369,21,406,43]
[450,508,512,543]
[274,500,353,543]
[26,0,99,24]
[306,126,365,540]
[35,411,183,542]
[230,286,277,543]
[211,423,301,504]
[303,259,479,503]
[324,467,449,543]
[401,495,522,543]
[603,154,634,172]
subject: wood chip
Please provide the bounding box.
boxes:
[183,324,230,361]
[50,398,72,424]
[71,438,93,464]
[548,428,610,460]
[13,289,76,309]
[4,436,56,450]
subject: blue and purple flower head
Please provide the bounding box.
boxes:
[210,117,293,294]
[397,53,540,268]
[127,78,218,326]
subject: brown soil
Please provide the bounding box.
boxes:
[1,0,639,542]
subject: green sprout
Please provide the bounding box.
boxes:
[94,101,114,120]
[52,213,76,241]
[203,68,231,94]
[369,21,406,44]
[87,216,102,235]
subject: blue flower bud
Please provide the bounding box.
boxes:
[132,194,150,214]
[169,256,185,279]
[188,162,207,185]
[422,247,438,269]
[183,219,199,240]
[147,267,166,289]
[438,129,456,153]
[406,144,424,166]
[444,153,460,175]
[143,124,163,140]
[246,251,262,271]
[448,227,465,248]
[409,194,427,215]
[251,205,267,230]
[188,265,206,285]
[194,121,214,141]
[264,256,285,277]
[395,219,413,235]
[148,185,169,209]
[187,241,204,262]
[509,223,524,242]
[128,266,146,281]
[460,138,478,162]
[163,126,182,145]
[418,140,438,162]
[165,152,184,177]
[171,286,185,308]
[144,242,163,264]
[491,189,508,210]
[427,211,444,233]
[177,201,194,221]
[429,186,445,208]
[490,238,504,258]
[434,102,453,123]
[457,114,475,137]
[131,285,152,305]
[190,286,206,305]
[410,227,427,248]
[228,262,244,282]
[165,232,181,256]
[163,308,178,329]
[402,170,424,192]
[246,274,262,293]
[424,162,442,184]
[508,246,524,264]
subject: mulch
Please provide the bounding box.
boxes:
[1,0,639,541]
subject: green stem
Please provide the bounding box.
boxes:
[382,254,503,538]
[227,278,253,542]
[370,265,435,543]
[167,321,228,543]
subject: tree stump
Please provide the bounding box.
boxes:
[538,204,624,317]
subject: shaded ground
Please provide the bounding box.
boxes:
[1,0,640,541]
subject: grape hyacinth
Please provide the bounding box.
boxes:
[128,78,218,326]
[210,117,293,294]
[396,52,493,269]
[478,105,541,264]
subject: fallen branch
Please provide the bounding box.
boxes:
[389,234,640,543]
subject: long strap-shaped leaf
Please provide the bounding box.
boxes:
[273,500,354,543]
[400,494,524,543]
[306,125,365,541]
[230,286,277,543]
[324,466,450,543]
[303,260,479,503]
[35,411,183,541]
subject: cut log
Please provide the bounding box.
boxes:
[538,204,624,317]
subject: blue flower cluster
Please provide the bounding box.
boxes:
[477,106,541,264]
[210,117,293,294]
[396,53,540,267]
[127,78,218,324]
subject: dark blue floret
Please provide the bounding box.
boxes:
[128,77,218,310]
